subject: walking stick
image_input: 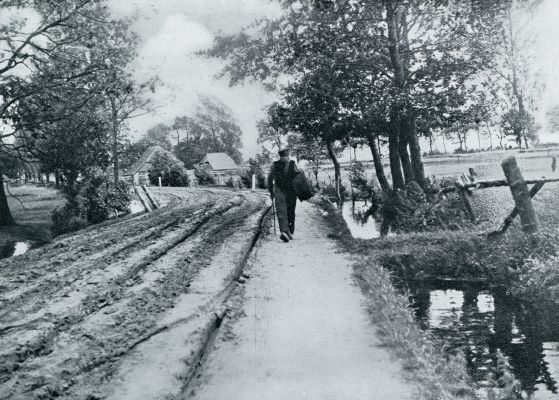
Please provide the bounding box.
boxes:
[272,198,277,235]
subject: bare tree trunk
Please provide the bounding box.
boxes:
[429,135,434,154]
[0,172,16,226]
[398,137,414,184]
[326,141,342,204]
[366,133,391,192]
[477,126,482,150]
[385,1,406,190]
[485,121,493,150]
[110,96,120,184]
[388,119,405,190]
[407,117,425,188]
[386,1,425,189]
[499,126,504,148]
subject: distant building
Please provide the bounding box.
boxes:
[199,152,241,186]
[124,146,182,186]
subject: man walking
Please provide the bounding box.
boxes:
[268,147,299,242]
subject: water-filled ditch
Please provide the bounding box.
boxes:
[0,240,37,260]
[341,200,380,239]
[408,282,559,399]
[1,199,146,261]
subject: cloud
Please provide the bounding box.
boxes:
[111,0,280,37]
[113,3,278,157]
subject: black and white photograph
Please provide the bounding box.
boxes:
[2,0,559,399]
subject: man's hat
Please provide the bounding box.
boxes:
[278,147,290,156]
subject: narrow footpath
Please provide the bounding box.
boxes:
[187,201,414,400]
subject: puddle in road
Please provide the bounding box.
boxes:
[341,201,380,239]
[409,283,559,399]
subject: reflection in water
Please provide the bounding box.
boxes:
[341,201,380,239]
[409,284,559,399]
[0,241,34,260]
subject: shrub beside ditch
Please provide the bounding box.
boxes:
[52,170,131,235]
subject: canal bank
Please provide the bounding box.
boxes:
[321,197,559,399]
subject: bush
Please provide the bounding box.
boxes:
[52,169,131,235]
[225,176,235,187]
[379,179,472,234]
[320,182,347,200]
[240,158,267,189]
[77,172,131,224]
[148,152,189,187]
[51,205,88,236]
[194,166,216,185]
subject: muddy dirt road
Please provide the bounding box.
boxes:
[0,188,269,400]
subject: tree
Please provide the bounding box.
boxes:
[501,108,539,148]
[208,0,503,192]
[287,133,329,189]
[15,68,113,208]
[476,0,544,149]
[171,95,244,167]
[546,105,559,132]
[145,123,173,151]
[147,151,189,187]
[257,104,290,153]
[0,0,139,225]
[240,157,267,189]
[193,95,243,164]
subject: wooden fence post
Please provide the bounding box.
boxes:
[501,156,538,234]
[455,180,476,222]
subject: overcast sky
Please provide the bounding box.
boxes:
[108,0,559,157]
[108,0,282,157]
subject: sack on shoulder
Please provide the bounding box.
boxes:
[293,172,314,201]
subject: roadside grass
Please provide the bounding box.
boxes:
[316,200,478,400]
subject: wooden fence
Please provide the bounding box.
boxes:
[445,156,555,235]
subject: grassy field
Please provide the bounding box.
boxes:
[1,183,64,245]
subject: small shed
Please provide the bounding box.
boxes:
[199,152,241,186]
[124,146,181,186]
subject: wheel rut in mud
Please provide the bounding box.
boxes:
[0,188,269,400]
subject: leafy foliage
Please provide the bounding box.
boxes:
[500,108,539,148]
[380,180,472,234]
[151,95,244,169]
[77,170,131,224]
[52,169,131,235]
[0,0,145,224]
[240,157,267,189]
[147,151,189,187]
[194,166,216,185]
[546,105,559,132]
